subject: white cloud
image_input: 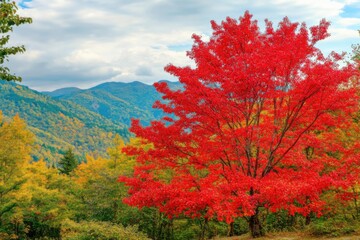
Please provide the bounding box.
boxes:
[6,0,360,91]
[328,28,359,41]
[338,17,360,26]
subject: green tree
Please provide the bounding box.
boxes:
[0,0,32,82]
[58,148,78,175]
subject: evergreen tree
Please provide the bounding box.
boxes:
[58,148,78,175]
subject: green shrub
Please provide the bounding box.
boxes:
[264,211,300,232]
[308,217,358,237]
[173,219,199,240]
[229,218,249,236]
[60,219,149,240]
[167,218,231,240]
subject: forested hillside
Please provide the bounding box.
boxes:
[45,80,182,126]
[0,81,129,164]
[0,80,181,163]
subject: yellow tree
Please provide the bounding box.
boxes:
[0,112,34,235]
[17,160,74,239]
[73,136,139,223]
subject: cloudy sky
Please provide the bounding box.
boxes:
[8,0,360,91]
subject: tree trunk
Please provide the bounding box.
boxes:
[199,217,208,240]
[228,221,234,236]
[249,209,264,238]
[352,187,359,218]
[305,214,311,225]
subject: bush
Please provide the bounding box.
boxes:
[173,218,229,240]
[231,218,249,236]
[60,219,149,240]
[264,211,305,232]
[308,217,358,237]
[172,219,199,240]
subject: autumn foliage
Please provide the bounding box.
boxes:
[119,12,359,237]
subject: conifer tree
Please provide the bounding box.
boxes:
[58,148,78,175]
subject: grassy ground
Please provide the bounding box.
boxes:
[213,231,360,240]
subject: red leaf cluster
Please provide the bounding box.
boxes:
[119,11,359,223]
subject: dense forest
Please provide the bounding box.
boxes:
[0,1,360,240]
[0,109,359,239]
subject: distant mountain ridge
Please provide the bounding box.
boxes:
[0,80,181,163]
[43,80,182,126]
[43,87,82,97]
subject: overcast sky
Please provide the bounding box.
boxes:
[8,0,360,91]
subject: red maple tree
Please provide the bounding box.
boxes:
[119,12,359,238]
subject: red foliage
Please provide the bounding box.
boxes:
[119,12,359,223]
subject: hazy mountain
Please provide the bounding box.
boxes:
[43,87,82,97]
[0,81,129,164]
[46,80,182,126]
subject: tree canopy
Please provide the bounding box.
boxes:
[0,0,32,82]
[120,11,360,238]
[0,112,34,232]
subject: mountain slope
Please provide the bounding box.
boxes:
[0,81,129,164]
[43,87,82,97]
[57,88,154,126]
[50,81,182,126]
